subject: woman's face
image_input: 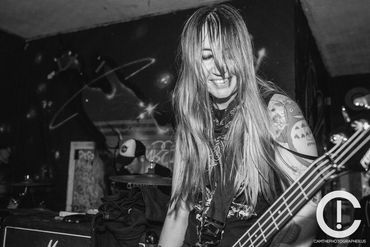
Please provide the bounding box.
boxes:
[201,34,237,109]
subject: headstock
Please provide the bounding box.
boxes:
[328,121,370,175]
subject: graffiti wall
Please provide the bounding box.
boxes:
[0,0,295,210]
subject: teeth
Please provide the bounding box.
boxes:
[213,79,229,84]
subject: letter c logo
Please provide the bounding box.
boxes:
[316,191,361,238]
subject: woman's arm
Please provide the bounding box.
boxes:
[268,93,320,247]
[158,158,191,247]
[158,200,190,247]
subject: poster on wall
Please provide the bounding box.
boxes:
[66,141,105,212]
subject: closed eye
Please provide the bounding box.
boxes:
[202,48,213,61]
[202,54,213,60]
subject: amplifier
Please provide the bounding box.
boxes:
[1,210,91,247]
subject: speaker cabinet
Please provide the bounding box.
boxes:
[1,212,91,247]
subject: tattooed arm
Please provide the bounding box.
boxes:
[268,93,320,247]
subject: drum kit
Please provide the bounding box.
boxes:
[8,170,172,209]
[7,160,172,209]
[110,174,172,187]
[110,159,172,187]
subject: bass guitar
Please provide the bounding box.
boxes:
[231,123,370,247]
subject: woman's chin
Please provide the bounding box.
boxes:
[211,91,237,103]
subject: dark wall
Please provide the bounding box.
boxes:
[0,0,295,210]
[237,0,295,96]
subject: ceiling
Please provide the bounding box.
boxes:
[300,0,370,77]
[0,0,226,40]
[1,0,370,77]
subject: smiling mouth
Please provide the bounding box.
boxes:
[211,78,230,85]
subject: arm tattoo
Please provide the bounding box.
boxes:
[269,94,316,168]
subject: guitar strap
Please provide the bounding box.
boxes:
[200,167,235,246]
[277,142,318,160]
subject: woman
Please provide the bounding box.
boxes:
[159,4,319,247]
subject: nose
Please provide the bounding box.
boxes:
[211,67,229,78]
[210,68,221,77]
[208,63,225,76]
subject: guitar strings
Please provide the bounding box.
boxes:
[339,134,370,168]
[234,128,369,247]
[333,128,367,162]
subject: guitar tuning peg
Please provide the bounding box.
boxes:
[330,133,348,145]
[351,119,369,131]
[364,121,370,130]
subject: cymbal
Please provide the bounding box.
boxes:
[110,174,172,186]
[11,181,53,187]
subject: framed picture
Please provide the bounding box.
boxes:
[66,141,105,212]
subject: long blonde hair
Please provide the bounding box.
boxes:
[170,4,290,211]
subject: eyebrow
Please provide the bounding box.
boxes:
[202,48,212,51]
